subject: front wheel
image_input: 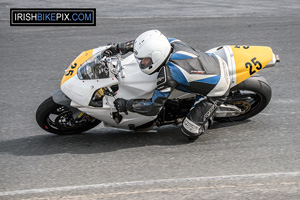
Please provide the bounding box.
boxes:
[36,97,101,135]
[215,75,272,122]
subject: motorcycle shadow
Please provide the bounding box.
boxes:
[0,126,180,156]
[210,119,251,130]
[0,120,250,156]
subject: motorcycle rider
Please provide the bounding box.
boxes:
[106,30,231,140]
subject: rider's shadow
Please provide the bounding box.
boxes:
[0,120,250,156]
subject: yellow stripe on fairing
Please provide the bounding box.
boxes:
[60,49,93,86]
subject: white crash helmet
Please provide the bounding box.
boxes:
[134,30,171,75]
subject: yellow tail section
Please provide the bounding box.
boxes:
[231,45,273,84]
[60,49,93,86]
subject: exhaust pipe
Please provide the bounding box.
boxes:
[276,54,280,63]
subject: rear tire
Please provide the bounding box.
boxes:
[215,76,272,122]
[36,97,101,135]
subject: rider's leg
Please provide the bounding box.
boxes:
[181,96,226,141]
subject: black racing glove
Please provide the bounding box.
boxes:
[114,98,128,115]
[103,43,119,57]
[118,40,134,54]
[104,40,134,57]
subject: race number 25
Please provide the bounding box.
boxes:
[235,45,250,49]
[245,57,262,75]
[65,63,77,76]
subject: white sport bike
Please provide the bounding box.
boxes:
[36,45,279,135]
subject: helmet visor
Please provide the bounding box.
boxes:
[136,57,153,70]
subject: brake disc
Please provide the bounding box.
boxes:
[233,101,251,113]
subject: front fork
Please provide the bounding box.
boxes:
[52,89,85,120]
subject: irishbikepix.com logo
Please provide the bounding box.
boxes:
[10,8,96,26]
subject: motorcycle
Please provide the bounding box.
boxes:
[36,44,280,135]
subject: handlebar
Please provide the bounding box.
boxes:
[116,54,125,83]
[101,47,125,83]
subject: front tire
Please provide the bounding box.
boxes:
[36,97,101,135]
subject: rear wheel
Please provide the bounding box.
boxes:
[215,76,272,122]
[36,97,101,135]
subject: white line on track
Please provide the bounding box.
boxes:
[1,171,300,196]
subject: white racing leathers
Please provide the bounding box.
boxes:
[127,39,231,140]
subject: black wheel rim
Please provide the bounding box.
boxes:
[46,106,96,131]
[227,90,263,117]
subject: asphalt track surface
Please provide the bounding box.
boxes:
[1,1,300,199]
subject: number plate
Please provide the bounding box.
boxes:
[231,45,273,84]
[60,49,93,86]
